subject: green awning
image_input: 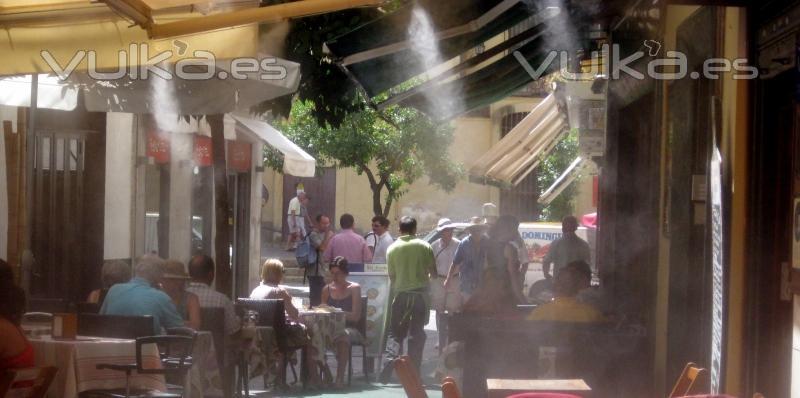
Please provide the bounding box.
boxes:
[397,32,566,120]
[324,0,553,98]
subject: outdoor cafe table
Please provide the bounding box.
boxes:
[448,314,647,398]
[29,335,166,398]
[243,307,346,385]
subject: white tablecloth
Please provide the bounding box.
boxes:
[30,335,166,398]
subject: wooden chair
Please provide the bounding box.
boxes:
[442,376,462,398]
[394,355,428,398]
[0,367,58,398]
[669,362,708,397]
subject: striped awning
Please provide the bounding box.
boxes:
[469,93,568,186]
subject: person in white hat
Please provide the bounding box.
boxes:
[430,218,462,355]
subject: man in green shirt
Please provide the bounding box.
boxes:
[379,216,437,382]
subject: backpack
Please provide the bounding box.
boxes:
[295,232,317,268]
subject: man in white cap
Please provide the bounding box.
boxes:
[430,218,461,354]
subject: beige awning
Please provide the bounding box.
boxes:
[469,93,568,186]
[232,115,316,177]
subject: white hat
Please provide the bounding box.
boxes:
[436,218,455,232]
[482,203,499,218]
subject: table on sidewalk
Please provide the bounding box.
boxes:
[30,335,166,398]
[487,378,592,398]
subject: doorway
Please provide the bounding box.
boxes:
[281,167,336,238]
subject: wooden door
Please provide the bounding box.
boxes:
[282,167,336,237]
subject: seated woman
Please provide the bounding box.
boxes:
[87,260,132,306]
[161,260,202,330]
[250,259,322,386]
[320,256,363,388]
[0,261,34,369]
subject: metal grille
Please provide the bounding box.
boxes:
[499,113,540,220]
[31,131,87,299]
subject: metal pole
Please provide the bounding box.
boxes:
[21,74,38,291]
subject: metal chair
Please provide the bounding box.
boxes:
[85,335,194,398]
[346,296,369,384]
[0,366,58,398]
[235,298,301,394]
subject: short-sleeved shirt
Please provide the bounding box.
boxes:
[323,229,373,264]
[543,234,591,276]
[100,277,185,334]
[386,235,434,294]
[368,232,394,264]
[287,196,301,215]
[452,235,489,295]
[431,237,460,277]
[186,282,240,336]
[527,297,604,323]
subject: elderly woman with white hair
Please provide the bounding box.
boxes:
[100,254,186,334]
[87,260,132,306]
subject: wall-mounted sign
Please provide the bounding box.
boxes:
[146,132,170,164]
[227,141,252,172]
[194,135,212,167]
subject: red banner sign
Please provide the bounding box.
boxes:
[227,141,252,173]
[194,136,213,167]
[146,132,170,164]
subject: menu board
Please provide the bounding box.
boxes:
[348,272,390,358]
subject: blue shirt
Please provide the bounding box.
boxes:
[452,235,489,295]
[100,277,185,334]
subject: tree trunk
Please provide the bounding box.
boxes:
[208,114,232,298]
[383,191,394,217]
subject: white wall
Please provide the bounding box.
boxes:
[103,113,135,260]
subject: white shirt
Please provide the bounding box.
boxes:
[431,237,460,277]
[369,232,394,264]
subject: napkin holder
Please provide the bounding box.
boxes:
[52,313,77,339]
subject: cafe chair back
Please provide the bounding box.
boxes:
[669,362,709,398]
[346,296,370,384]
[394,355,428,398]
[77,313,155,339]
[89,335,193,398]
[75,302,101,314]
[0,366,58,398]
[27,298,69,314]
[235,298,299,390]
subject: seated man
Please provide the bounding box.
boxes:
[186,254,240,338]
[100,254,186,334]
[528,261,605,323]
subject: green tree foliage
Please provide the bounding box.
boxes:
[535,129,580,221]
[265,98,462,217]
[253,2,404,128]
